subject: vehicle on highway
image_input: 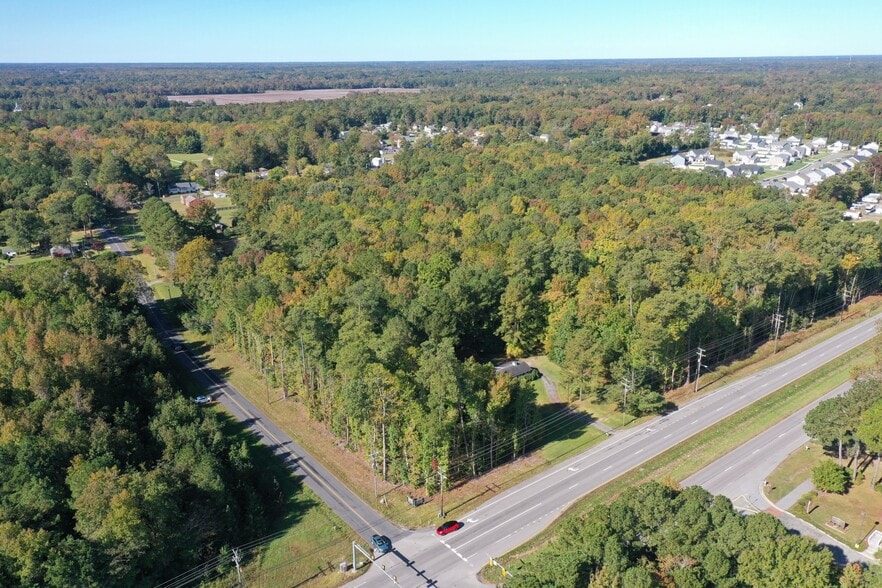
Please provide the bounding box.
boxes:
[193,395,211,405]
[436,521,462,536]
[173,344,184,352]
[371,534,392,554]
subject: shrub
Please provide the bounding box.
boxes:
[812,460,850,494]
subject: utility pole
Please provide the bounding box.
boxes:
[694,348,705,394]
[438,468,447,518]
[772,312,784,353]
[370,449,380,502]
[621,377,631,427]
[841,283,852,321]
[232,547,242,587]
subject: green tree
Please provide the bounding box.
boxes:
[138,197,187,254]
[812,460,850,494]
[857,400,882,488]
[72,193,104,239]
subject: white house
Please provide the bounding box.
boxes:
[732,150,756,164]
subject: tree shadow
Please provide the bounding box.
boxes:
[217,410,317,542]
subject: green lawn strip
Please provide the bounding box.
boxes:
[765,442,825,503]
[167,152,211,168]
[524,355,622,425]
[787,472,881,549]
[489,352,861,577]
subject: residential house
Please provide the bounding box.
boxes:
[181,194,199,208]
[669,154,687,168]
[806,170,825,184]
[818,167,837,179]
[495,360,537,379]
[811,137,828,150]
[167,182,200,195]
[722,164,764,178]
[732,150,757,164]
[783,181,807,193]
[829,140,850,152]
[686,148,713,163]
[704,159,725,170]
[843,210,862,220]
[214,169,228,181]
[767,153,792,169]
[212,191,228,199]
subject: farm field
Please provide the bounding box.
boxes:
[167,88,420,104]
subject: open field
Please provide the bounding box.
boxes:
[167,88,420,105]
[167,152,211,167]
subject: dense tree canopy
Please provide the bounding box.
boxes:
[0,258,279,587]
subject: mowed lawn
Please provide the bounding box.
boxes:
[167,152,212,168]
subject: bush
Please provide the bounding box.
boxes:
[812,460,851,494]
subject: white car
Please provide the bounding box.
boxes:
[193,395,211,405]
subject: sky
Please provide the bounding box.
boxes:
[2,0,881,63]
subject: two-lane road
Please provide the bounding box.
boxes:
[105,229,401,548]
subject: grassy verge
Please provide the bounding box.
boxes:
[767,442,882,550]
[789,471,881,550]
[486,351,865,580]
[766,442,824,503]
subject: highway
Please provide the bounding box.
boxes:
[684,381,875,566]
[353,313,882,587]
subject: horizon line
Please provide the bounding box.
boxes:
[1,54,882,66]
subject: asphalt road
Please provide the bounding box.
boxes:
[104,230,401,549]
[683,382,876,566]
[353,313,882,587]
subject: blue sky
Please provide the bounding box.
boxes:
[3,0,881,62]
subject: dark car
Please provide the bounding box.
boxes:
[436,521,463,536]
[371,534,392,554]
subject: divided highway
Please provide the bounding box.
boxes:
[354,312,882,587]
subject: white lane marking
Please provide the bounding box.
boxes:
[715,406,726,412]
[691,419,700,425]
[751,448,762,455]
[442,541,469,562]
[663,433,672,439]
[635,448,645,454]
[568,467,579,472]
[455,503,542,549]
[602,465,613,471]
[777,432,788,438]
[723,465,734,473]
[568,483,579,490]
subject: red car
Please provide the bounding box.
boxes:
[436,521,463,536]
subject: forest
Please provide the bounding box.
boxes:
[507,481,874,588]
[1,60,882,582]
[0,258,282,586]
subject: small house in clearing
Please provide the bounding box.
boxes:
[495,360,538,379]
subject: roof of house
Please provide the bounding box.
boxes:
[495,361,535,378]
